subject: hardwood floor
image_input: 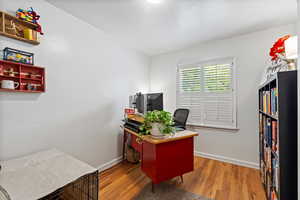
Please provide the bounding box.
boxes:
[99,156,266,200]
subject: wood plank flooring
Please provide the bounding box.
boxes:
[99,156,266,200]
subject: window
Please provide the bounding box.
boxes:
[176,57,237,129]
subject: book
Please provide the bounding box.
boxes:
[272,157,279,192]
[264,147,272,173]
[259,113,262,134]
[270,88,278,116]
[271,89,274,115]
[274,88,278,116]
[265,118,272,147]
[261,89,278,115]
[267,91,271,114]
[263,91,267,113]
[267,174,272,198]
[271,190,278,200]
[272,121,277,152]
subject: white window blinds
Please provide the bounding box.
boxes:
[176,58,237,129]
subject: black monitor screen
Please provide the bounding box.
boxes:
[147,93,163,111]
[135,93,144,114]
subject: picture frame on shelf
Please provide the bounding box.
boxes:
[3,47,34,65]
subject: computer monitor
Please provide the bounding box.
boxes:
[134,93,163,114]
[147,93,163,112]
[135,93,145,114]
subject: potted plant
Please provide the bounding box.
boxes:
[139,110,175,137]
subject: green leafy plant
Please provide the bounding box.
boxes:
[139,110,175,135]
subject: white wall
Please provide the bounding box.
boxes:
[150,24,297,167]
[0,0,150,168]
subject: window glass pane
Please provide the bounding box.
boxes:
[204,64,232,92]
[179,67,201,92]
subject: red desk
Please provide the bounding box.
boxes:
[123,128,198,191]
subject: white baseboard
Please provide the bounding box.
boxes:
[194,151,259,169]
[97,156,123,172]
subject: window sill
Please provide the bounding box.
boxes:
[187,124,240,131]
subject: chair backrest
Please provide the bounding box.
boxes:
[173,108,189,129]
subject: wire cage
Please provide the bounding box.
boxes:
[39,171,99,200]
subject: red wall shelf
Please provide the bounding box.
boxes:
[0,60,45,93]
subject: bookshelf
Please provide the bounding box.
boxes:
[0,60,45,93]
[0,11,40,45]
[258,71,297,200]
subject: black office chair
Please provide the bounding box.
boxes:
[173,108,190,130]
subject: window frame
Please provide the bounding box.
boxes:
[176,57,238,130]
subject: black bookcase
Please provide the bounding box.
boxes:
[258,71,298,200]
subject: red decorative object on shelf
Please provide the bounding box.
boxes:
[0,59,45,93]
[269,35,291,61]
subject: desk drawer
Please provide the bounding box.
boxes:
[131,134,142,153]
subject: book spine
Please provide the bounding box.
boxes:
[267,91,271,114]
[271,88,274,115]
[270,88,278,116]
[271,89,273,115]
[275,88,278,116]
[263,91,266,113]
[272,121,277,152]
[267,118,271,147]
[272,158,279,196]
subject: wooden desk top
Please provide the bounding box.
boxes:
[124,128,198,144]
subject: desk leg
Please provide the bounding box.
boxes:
[180,175,184,183]
[123,131,127,160]
[152,182,155,193]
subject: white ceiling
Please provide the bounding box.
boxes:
[46,0,297,56]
